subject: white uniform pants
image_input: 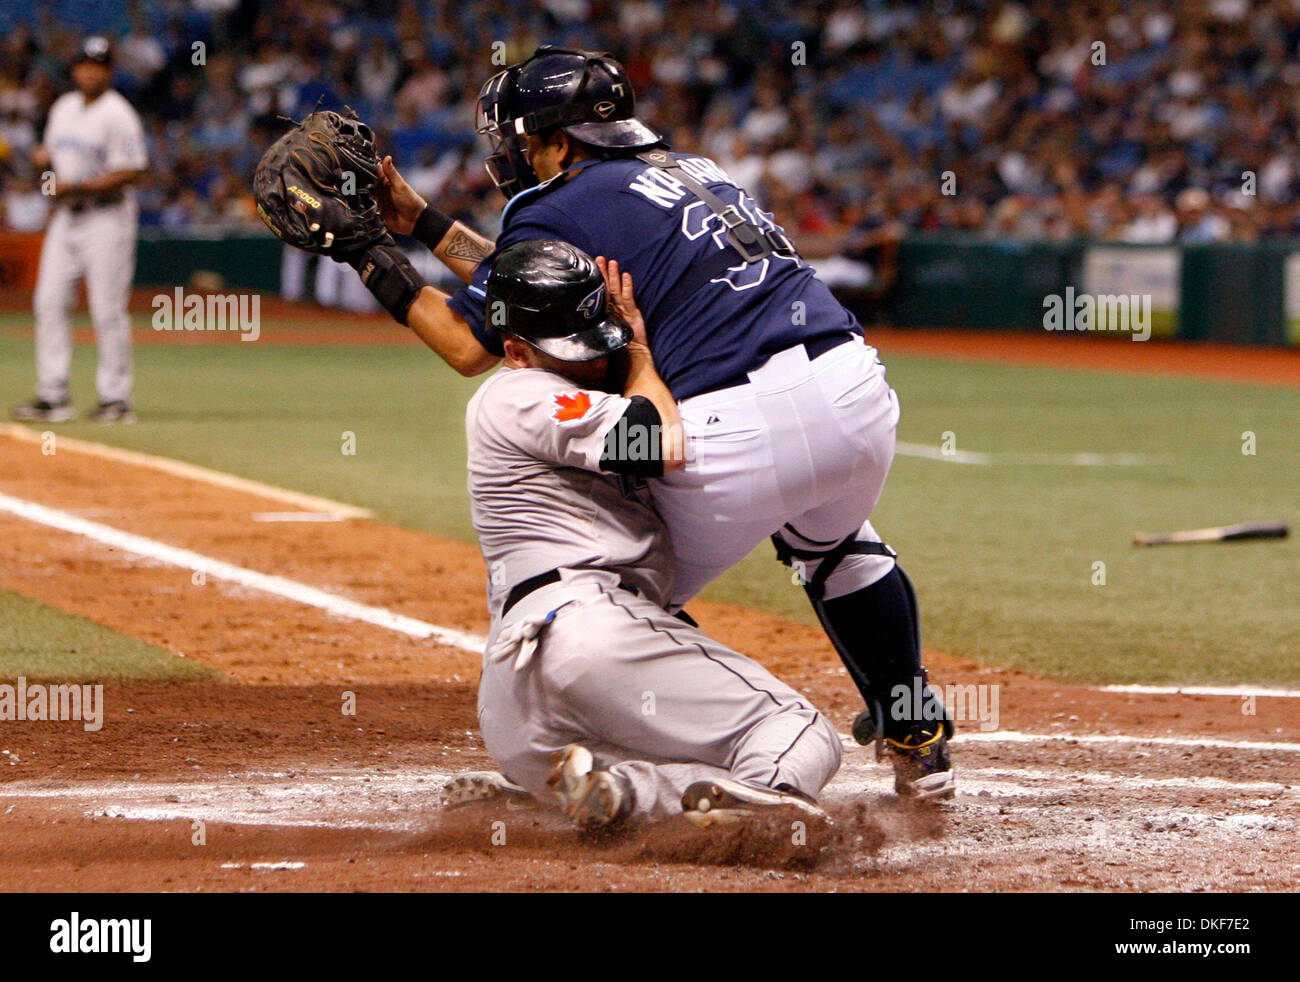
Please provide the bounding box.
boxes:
[651,335,900,607]
[314,257,380,313]
[33,203,137,405]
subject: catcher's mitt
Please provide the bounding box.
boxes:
[254,109,388,259]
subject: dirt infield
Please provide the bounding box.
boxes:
[0,422,1297,892]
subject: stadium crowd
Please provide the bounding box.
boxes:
[3,0,1300,260]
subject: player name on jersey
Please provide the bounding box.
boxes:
[626,155,734,209]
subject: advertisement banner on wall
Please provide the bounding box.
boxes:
[1282,253,1300,346]
[1081,247,1180,338]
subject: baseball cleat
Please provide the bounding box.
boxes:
[546,744,631,830]
[885,726,955,801]
[10,398,76,423]
[681,778,829,828]
[441,771,536,810]
[88,400,136,424]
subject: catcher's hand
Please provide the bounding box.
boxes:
[254,109,389,260]
[376,155,428,236]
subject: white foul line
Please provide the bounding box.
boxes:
[0,491,484,652]
[0,424,373,518]
[1100,684,1300,699]
[895,441,1153,467]
[959,729,1300,754]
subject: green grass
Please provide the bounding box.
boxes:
[0,589,220,682]
[1,316,1296,685]
[712,355,1300,684]
[0,321,484,537]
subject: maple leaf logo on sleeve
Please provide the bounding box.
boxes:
[553,391,593,422]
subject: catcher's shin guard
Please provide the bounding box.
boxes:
[772,533,950,743]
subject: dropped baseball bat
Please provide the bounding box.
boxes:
[1132,521,1289,547]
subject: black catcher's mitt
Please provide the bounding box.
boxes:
[254,109,427,324]
[254,109,387,259]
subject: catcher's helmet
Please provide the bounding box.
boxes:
[476,46,661,199]
[486,240,631,362]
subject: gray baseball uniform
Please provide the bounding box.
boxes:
[467,366,841,819]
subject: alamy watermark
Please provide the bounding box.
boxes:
[0,677,103,731]
[50,912,150,962]
[600,420,692,465]
[891,678,999,732]
[1043,287,1151,341]
[152,286,261,341]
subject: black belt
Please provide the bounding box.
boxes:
[66,191,125,214]
[704,333,855,396]
[500,567,637,617]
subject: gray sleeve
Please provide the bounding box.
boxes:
[478,369,631,472]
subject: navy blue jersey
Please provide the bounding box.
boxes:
[447,152,862,400]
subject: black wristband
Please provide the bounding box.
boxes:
[350,243,427,325]
[412,205,455,252]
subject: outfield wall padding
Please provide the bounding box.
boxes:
[890,236,1299,346]
[135,232,283,293]
[129,230,1300,347]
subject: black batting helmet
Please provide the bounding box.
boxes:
[486,240,631,362]
[476,46,661,200]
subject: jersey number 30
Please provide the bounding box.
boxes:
[679,194,791,292]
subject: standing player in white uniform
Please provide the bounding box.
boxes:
[454,238,841,829]
[11,37,148,425]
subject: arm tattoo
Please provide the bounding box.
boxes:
[441,228,493,263]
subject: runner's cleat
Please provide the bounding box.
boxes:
[681,777,829,828]
[546,744,631,829]
[441,771,536,810]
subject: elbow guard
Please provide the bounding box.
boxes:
[350,242,427,325]
[600,396,665,478]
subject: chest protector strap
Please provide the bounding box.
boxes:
[635,149,798,323]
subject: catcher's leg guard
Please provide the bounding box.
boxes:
[772,532,951,745]
[817,565,950,744]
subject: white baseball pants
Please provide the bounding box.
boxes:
[651,335,901,607]
[33,203,137,405]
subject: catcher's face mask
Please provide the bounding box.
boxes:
[475,46,658,201]
[476,68,539,202]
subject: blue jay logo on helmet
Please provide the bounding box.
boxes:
[576,283,606,320]
[486,240,632,362]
